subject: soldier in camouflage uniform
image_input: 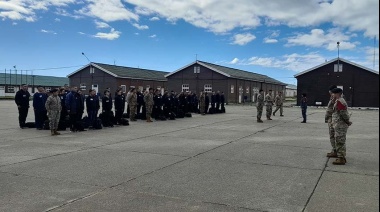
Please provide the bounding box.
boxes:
[128,88,138,121]
[144,88,154,122]
[325,85,338,158]
[331,88,352,165]
[256,89,264,123]
[45,89,62,136]
[273,91,284,116]
[199,91,206,115]
[265,90,273,120]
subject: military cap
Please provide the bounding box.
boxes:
[331,88,343,93]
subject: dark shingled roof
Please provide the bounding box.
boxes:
[0,73,68,86]
[198,61,286,85]
[94,63,169,81]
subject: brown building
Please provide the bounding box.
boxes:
[67,63,168,95]
[294,58,379,107]
[165,60,286,103]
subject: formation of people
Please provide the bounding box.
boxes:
[14,84,226,135]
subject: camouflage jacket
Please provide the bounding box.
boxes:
[265,94,273,106]
[144,93,154,106]
[257,94,264,107]
[45,95,62,112]
[199,94,205,106]
[332,97,351,127]
[325,97,335,123]
[128,93,137,106]
[275,95,283,106]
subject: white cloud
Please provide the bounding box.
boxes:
[149,34,156,38]
[95,20,110,28]
[287,28,359,51]
[230,58,239,64]
[93,28,121,40]
[12,22,17,25]
[55,8,82,19]
[54,18,60,22]
[149,16,160,21]
[234,53,327,72]
[132,23,149,30]
[231,33,256,46]
[41,29,57,34]
[78,0,138,22]
[78,31,85,35]
[135,32,139,35]
[263,38,278,44]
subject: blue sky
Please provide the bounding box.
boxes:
[1,0,379,85]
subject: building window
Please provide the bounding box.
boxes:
[45,87,51,92]
[246,86,250,93]
[182,84,189,92]
[121,85,126,93]
[90,66,95,74]
[334,64,343,72]
[194,66,200,74]
[6,86,15,93]
[231,85,234,94]
[157,86,161,91]
[204,84,212,93]
[146,85,150,92]
[80,83,86,91]
[0,86,4,90]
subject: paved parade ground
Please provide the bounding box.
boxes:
[0,100,378,212]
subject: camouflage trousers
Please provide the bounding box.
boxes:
[199,104,205,114]
[328,122,336,151]
[333,124,348,157]
[266,105,273,118]
[273,104,283,115]
[130,105,137,120]
[48,110,60,130]
[257,105,263,119]
[146,105,153,119]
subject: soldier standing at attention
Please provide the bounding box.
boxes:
[300,93,308,123]
[102,90,114,127]
[273,91,284,117]
[199,91,206,115]
[144,88,154,122]
[86,89,100,127]
[45,89,61,136]
[265,90,273,120]
[114,89,125,125]
[325,85,338,158]
[128,88,138,121]
[15,84,31,129]
[331,88,352,165]
[33,87,48,130]
[256,89,264,123]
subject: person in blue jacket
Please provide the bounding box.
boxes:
[86,89,100,127]
[33,87,48,130]
[65,86,83,132]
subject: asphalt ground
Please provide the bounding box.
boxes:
[0,101,378,212]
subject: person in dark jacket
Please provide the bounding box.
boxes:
[65,86,83,132]
[102,90,113,127]
[114,89,125,124]
[220,92,225,112]
[15,84,31,128]
[301,93,308,123]
[210,91,216,114]
[86,89,100,127]
[136,89,144,118]
[77,90,85,121]
[33,87,48,130]
[153,90,163,119]
[215,91,221,112]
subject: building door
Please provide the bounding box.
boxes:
[252,87,259,103]
[92,84,99,95]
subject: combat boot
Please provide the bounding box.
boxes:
[267,117,272,120]
[326,151,338,158]
[54,130,61,135]
[51,130,56,136]
[332,157,346,165]
[257,118,263,123]
[147,117,153,122]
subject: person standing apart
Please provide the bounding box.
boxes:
[331,88,352,165]
[256,89,264,123]
[325,85,338,158]
[33,87,48,130]
[128,88,138,121]
[15,84,31,129]
[265,90,274,120]
[45,89,61,136]
[300,93,308,123]
[273,91,284,117]
[144,88,154,122]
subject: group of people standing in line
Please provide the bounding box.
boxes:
[255,90,285,123]
[14,84,226,135]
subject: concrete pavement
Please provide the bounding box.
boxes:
[0,101,378,212]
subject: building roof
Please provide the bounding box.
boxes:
[294,57,379,77]
[165,60,286,85]
[0,73,68,87]
[68,63,169,81]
